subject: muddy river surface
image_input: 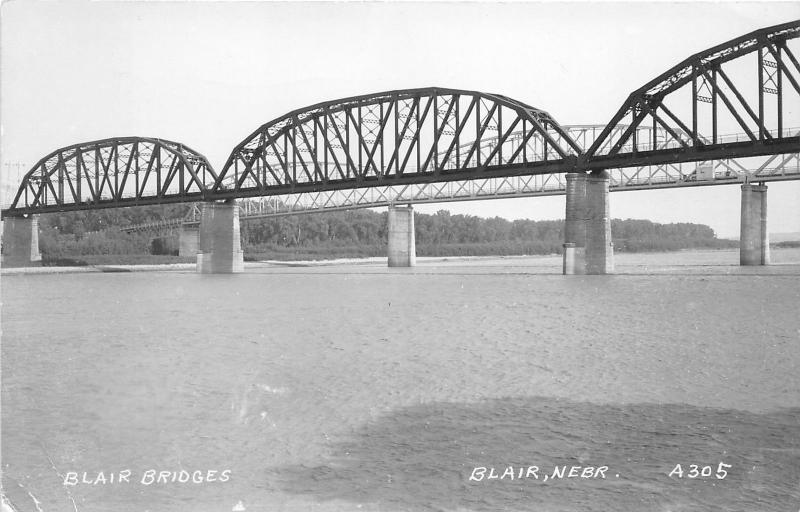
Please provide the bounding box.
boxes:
[3,249,799,512]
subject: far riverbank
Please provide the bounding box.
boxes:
[3,248,800,276]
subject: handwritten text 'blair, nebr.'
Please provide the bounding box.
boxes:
[63,469,231,486]
[469,465,610,483]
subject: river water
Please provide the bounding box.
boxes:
[2,249,799,512]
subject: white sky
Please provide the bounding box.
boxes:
[1,1,799,238]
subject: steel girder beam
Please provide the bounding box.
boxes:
[587,136,800,170]
[582,20,800,168]
[1,137,216,217]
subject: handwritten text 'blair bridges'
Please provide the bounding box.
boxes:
[64,470,231,486]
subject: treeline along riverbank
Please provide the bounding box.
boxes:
[14,203,740,265]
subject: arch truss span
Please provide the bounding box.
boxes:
[211,87,583,199]
[584,20,800,170]
[2,137,217,217]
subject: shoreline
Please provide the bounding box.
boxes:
[3,248,800,275]
[0,254,549,275]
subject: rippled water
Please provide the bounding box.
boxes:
[2,250,799,512]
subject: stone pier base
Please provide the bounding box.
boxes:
[387,206,416,267]
[585,170,614,274]
[1,216,42,267]
[563,173,587,275]
[563,170,613,275]
[197,200,244,273]
[562,243,584,275]
[740,183,769,266]
[178,226,200,257]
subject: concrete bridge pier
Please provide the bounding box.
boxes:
[178,225,200,257]
[740,183,770,266]
[387,205,416,267]
[1,216,42,267]
[563,172,587,274]
[197,200,244,273]
[585,169,614,274]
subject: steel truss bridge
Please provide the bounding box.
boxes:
[2,21,799,222]
[120,125,800,233]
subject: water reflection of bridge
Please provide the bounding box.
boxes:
[2,21,799,273]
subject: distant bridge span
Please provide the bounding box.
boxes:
[121,124,799,233]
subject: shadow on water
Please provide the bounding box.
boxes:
[268,396,800,512]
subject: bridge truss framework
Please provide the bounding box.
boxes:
[118,125,798,233]
[2,20,799,266]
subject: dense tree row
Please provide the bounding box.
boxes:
[610,219,729,252]
[240,209,566,249]
[23,201,736,263]
[39,204,187,237]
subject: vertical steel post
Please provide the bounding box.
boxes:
[777,45,783,137]
[758,48,765,140]
[712,68,718,144]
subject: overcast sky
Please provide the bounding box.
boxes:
[1,1,798,237]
